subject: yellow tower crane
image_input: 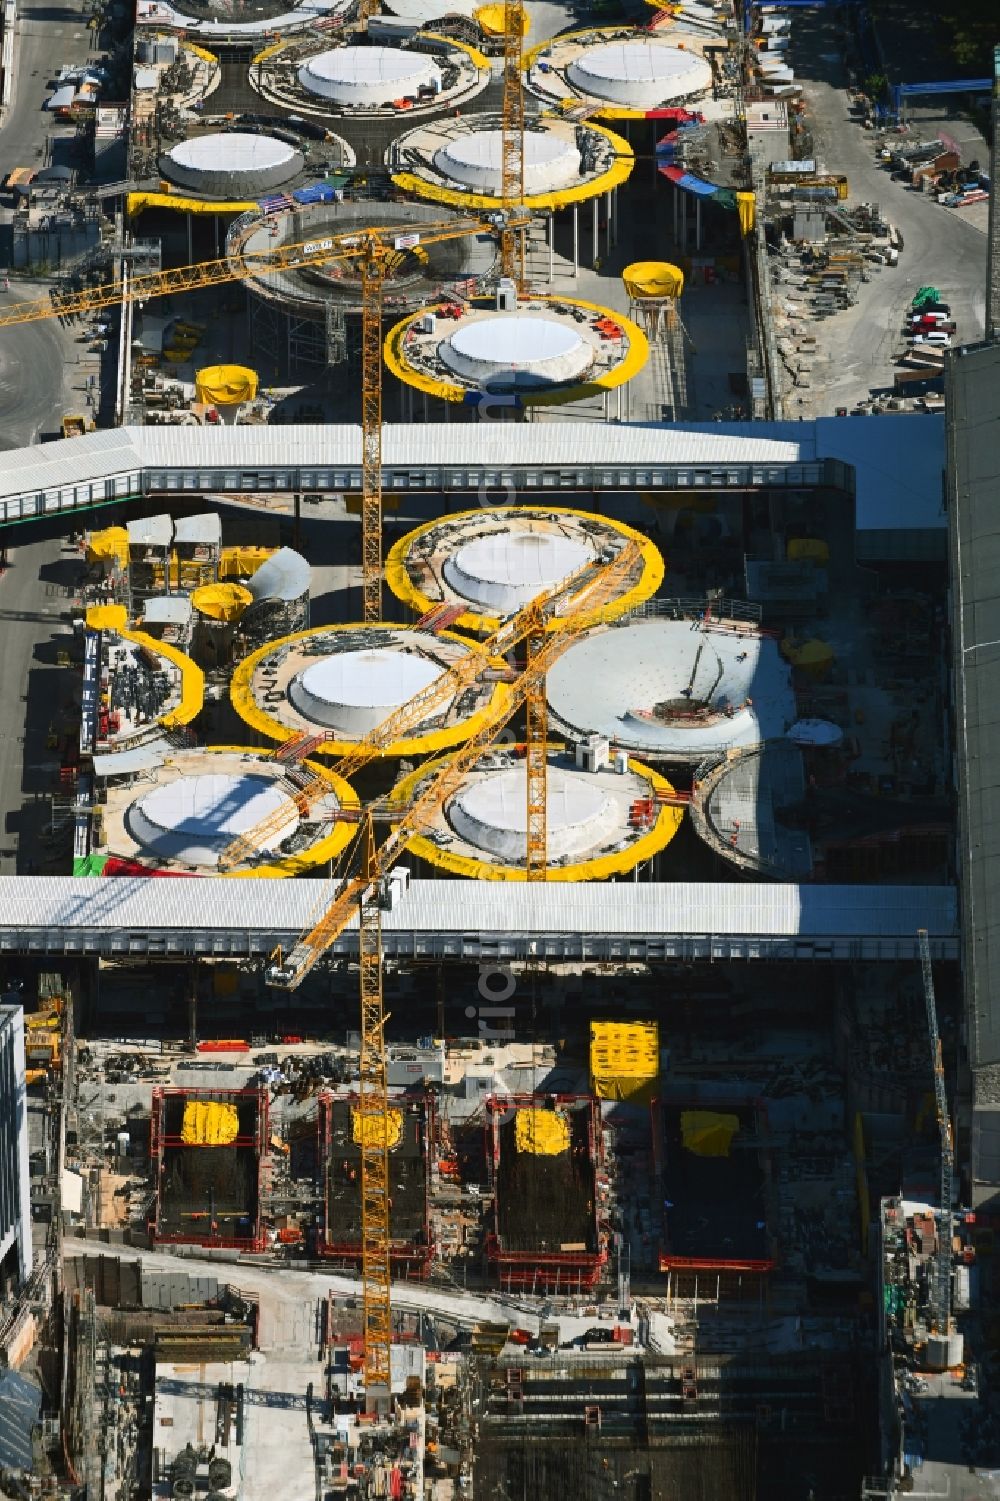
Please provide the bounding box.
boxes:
[265,538,641,1393]
[500,0,527,285]
[0,212,529,621]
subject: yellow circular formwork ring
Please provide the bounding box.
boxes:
[170,745,360,880]
[383,294,649,409]
[386,753,684,881]
[229,623,513,759]
[389,119,634,213]
[384,505,664,638]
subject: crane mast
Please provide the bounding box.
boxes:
[918,928,954,1334]
[358,813,392,1400]
[500,0,526,284]
[360,245,386,623]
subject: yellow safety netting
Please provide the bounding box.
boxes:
[351,1107,403,1151]
[787,538,830,564]
[181,1100,239,1146]
[219,545,275,580]
[737,191,756,235]
[590,1020,658,1103]
[681,1110,739,1158]
[474,2,528,34]
[86,526,129,567]
[191,582,253,622]
[195,364,259,407]
[85,602,128,631]
[622,261,684,300]
[515,1108,569,1156]
[128,192,257,217]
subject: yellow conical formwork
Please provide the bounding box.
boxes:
[86,527,130,568]
[622,262,684,299]
[194,365,259,406]
[475,3,529,35]
[191,582,253,623]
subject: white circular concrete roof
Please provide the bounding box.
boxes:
[433,128,580,193]
[439,314,594,388]
[298,45,440,104]
[289,649,443,735]
[443,530,593,611]
[448,765,614,861]
[568,40,711,108]
[128,773,299,867]
[162,131,304,195]
[546,619,797,761]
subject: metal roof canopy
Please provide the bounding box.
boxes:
[143,596,193,625]
[127,513,173,547]
[0,419,942,536]
[0,877,957,960]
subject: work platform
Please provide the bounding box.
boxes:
[0,878,957,961]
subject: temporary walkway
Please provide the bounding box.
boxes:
[0,878,956,961]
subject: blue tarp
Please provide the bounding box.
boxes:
[0,1369,41,1469]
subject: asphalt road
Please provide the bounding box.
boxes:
[0,533,78,875]
[0,3,103,444]
[789,13,987,412]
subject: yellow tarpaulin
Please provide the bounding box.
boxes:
[737,191,756,235]
[195,364,259,407]
[590,1020,659,1103]
[680,1110,740,1157]
[181,1100,239,1146]
[191,582,253,622]
[128,192,257,217]
[787,538,830,564]
[622,261,684,300]
[515,1108,569,1155]
[85,602,128,631]
[219,545,275,580]
[86,526,129,567]
[782,637,835,679]
[351,1107,403,1151]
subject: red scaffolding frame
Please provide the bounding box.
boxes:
[150,1086,269,1252]
[485,1093,608,1293]
[316,1092,434,1277]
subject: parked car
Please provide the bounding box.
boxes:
[912,333,952,348]
[909,310,951,326]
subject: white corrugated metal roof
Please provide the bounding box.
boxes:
[0,421,944,537]
[173,512,221,546]
[0,877,957,938]
[127,513,172,547]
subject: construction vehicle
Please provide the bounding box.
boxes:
[24,1000,63,1085]
[918,929,954,1336]
[61,414,87,439]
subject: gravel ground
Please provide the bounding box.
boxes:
[773,9,987,415]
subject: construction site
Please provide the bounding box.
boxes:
[0,0,995,1494]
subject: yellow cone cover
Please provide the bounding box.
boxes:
[191,582,253,622]
[86,526,130,566]
[195,364,259,406]
[475,3,528,34]
[181,1099,239,1146]
[351,1106,403,1151]
[515,1107,569,1155]
[622,261,684,300]
[680,1109,740,1157]
[737,191,756,235]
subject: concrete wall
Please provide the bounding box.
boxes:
[0,1006,32,1288]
